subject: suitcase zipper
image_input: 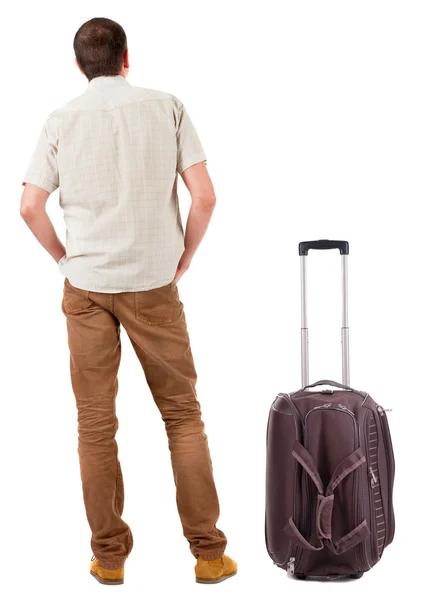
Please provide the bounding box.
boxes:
[287,557,295,575]
[369,466,378,487]
[377,405,393,415]
[304,403,358,443]
[306,402,333,413]
[338,404,355,418]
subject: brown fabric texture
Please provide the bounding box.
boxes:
[61,277,226,569]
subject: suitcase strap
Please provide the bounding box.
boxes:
[288,441,370,555]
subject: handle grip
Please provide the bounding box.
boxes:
[299,239,349,256]
[301,379,354,392]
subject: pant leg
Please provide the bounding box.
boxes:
[115,280,227,560]
[61,278,133,569]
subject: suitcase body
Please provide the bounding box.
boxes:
[265,241,395,579]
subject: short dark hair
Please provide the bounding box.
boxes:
[73,17,127,81]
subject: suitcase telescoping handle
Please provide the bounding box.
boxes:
[299,239,350,388]
[299,240,349,256]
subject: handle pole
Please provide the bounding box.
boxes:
[341,255,350,385]
[300,255,309,388]
[298,240,350,388]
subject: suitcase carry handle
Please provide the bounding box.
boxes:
[299,240,350,387]
[287,441,370,554]
[299,239,349,256]
[302,379,353,392]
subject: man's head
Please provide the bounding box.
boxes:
[73,17,129,81]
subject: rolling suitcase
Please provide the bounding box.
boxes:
[265,240,395,579]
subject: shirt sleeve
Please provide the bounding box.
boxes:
[172,96,207,174]
[22,117,59,193]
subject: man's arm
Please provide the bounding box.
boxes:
[174,162,216,282]
[20,183,65,263]
[21,116,64,263]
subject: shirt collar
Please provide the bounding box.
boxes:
[87,75,130,88]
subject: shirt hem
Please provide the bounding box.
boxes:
[62,274,175,293]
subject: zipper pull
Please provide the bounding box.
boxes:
[377,405,392,415]
[369,466,378,487]
[322,403,332,408]
[287,557,295,575]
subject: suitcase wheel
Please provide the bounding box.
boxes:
[293,573,363,581]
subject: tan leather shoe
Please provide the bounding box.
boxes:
[195,554,237,584]
[90,556,124,585]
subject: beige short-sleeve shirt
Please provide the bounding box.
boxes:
[22,75,207,292]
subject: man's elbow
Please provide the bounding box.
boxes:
[20,184,49,221]
[20,203,33,221]
[20,200,43,222]
[193,192,216,211]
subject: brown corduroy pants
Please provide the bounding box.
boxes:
[61,277,226,569]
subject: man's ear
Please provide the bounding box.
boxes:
[75,56,84,75]
[123,48,129,70]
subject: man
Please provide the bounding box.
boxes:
[20,17,236,586]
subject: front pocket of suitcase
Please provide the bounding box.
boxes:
[300,405,364,576]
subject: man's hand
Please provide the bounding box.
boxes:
[175,162,216,282]
[174,252,192,282]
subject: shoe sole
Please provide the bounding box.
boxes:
[196,571,237,584]
[90,571,124,585]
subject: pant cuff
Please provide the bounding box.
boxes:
[194,549,226,561]
[97,559,126,570]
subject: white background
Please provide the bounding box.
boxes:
[2,1,429,598]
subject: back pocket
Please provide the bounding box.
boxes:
[62,279,93,314]
[134,281,182,325]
